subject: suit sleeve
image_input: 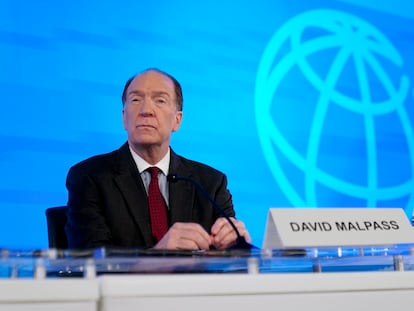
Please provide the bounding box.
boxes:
[213,173,236,219]
[65,164,113,248]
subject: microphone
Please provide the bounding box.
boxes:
[167,174,259,250]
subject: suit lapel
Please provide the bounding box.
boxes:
[168,150,195,223]
[113,143,153,245]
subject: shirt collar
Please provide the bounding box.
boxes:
[129,146,170,176]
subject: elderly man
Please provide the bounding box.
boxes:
[65,68,251,250]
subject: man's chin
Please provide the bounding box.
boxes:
[129,137,163,148]
[131,140,157,147]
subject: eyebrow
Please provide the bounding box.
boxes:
[152,91,170,98]
[127,90,170,98]
[127,90,144,97]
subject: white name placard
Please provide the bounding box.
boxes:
[262,207,414,249]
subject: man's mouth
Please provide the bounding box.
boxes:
[137,124,156,129]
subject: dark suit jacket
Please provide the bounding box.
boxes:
[65,143,235,249]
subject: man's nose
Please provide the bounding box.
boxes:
[139,98,154,115]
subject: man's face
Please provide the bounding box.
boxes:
[122,70,182,151]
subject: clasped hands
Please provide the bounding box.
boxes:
[153,217,251,250]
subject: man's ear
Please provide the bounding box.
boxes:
[172,111,183,132]
[122,108,127,130]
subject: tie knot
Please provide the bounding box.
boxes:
[147,166,160,177]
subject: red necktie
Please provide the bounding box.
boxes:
[147,167,168,242]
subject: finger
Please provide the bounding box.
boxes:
[213,219,252,249]
[212,221,238,249]
[212,217,238,240]
[233,220,252,243]
[173,222,211,250]
[176,222,211,242]
[177,236,209,250]
[210,217,229,235]
[213,230,237,249]
[175,237,204,250]
[154,222,210,250]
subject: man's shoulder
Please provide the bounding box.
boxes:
[69,143,129,174]
[172,151,225,178]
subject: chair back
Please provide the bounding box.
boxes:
[45,206,68,249]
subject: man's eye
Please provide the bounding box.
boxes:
[156,98,167,104]
[130,98,141,104]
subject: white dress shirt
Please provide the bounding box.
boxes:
[129,146,170,207]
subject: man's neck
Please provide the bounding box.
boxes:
[129,143,169,165]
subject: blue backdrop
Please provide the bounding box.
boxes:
[1,0,413,249]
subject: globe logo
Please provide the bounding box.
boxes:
[255,9,414,218]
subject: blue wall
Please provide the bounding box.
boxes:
[0,0,413,248]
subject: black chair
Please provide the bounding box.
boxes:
[45,206,68,249]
